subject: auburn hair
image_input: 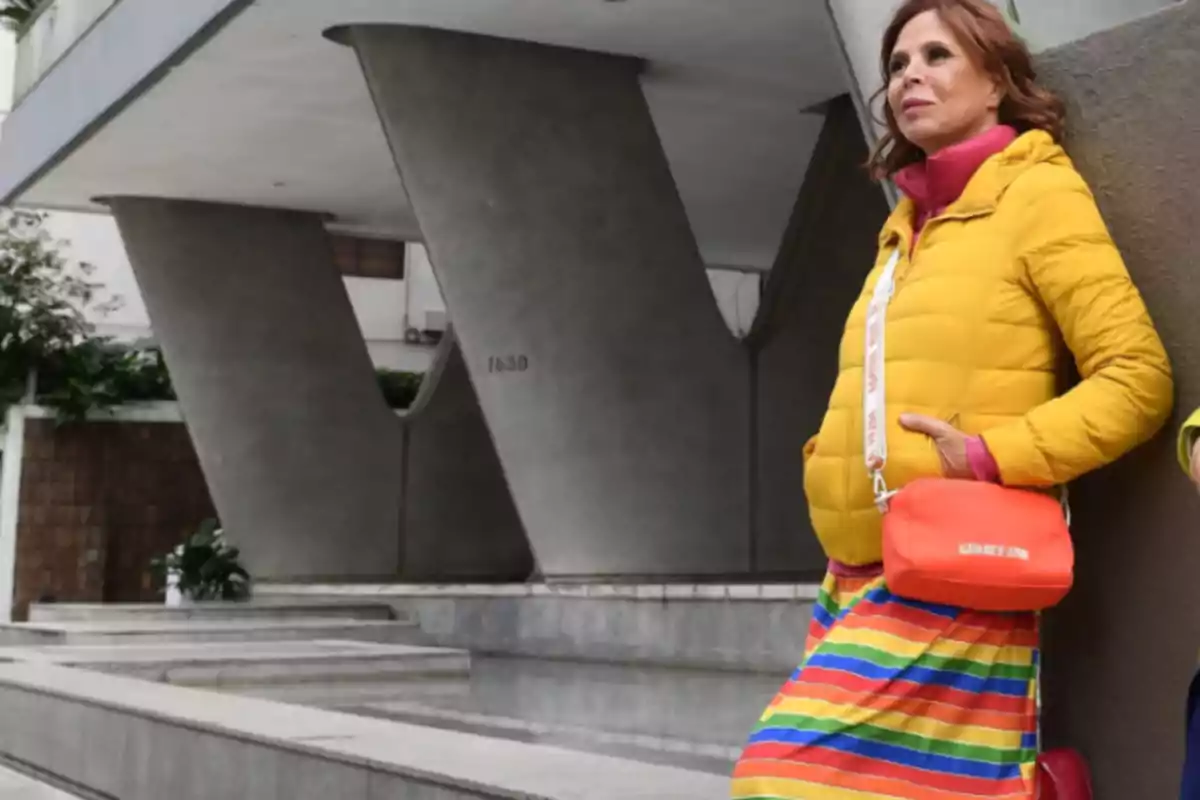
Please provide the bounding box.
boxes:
[866,0,1065,180]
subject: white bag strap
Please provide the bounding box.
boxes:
[863,249,902,512]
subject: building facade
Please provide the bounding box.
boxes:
[0,0,1196,793]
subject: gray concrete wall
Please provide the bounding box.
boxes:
[260,583,817,673]
[400,331,533,582]
[747,97,891,576]
[109,198,404,581]
[1011,0,1178,51]
[1031,4,1200,796]
[345,26,752,580]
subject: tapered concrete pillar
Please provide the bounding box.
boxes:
[748,96,890,577]
[109,198,404,580]
[340,26,751,579]
[400,331,533,581]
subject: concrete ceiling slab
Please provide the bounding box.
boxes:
[17,0,847,269]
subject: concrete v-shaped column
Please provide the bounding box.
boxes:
[339,25,751,580]
[748,96,890,575]
[399,330,533,581]
[109,198,404,581]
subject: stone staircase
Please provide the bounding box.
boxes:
[0,601,467,691]
[26,600,396,623]
[1,600,419,647]
[0,599,742,798]
[0,617,422,647]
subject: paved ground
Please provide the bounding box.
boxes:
[0,767,77,799]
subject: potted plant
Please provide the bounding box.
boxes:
[0,1,39,31]
[151,519,251,605]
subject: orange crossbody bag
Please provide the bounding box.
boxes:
[864,250,1074,612]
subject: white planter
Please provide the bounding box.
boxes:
[165,568,182,607]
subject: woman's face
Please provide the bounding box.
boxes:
[886,10,1002,155]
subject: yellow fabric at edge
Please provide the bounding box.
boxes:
[1178,408,1200,474]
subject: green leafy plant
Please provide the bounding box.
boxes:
[36,341,174,422]
[150,519,251,602]
[0,209,116,416]
[0,0,38,32]
[0,208,179,423]
[376,368,424,409]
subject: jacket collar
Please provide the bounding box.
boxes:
[878,129,1069,252]
[894,125,1017,218]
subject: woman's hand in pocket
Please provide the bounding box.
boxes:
[899,414,974,480]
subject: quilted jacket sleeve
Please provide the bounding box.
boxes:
[802,434,819,467]
[981,178,1174,486]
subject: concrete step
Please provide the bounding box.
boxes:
[27,600,399,624]
[232,677,472,708]
[0,662,729,799]
[0,765,82,799]
[0,640,470,688]
[0,617,422,647]
[359,700,739,775]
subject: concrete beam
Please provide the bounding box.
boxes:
[109,198,403,581]
[343,26,751,579]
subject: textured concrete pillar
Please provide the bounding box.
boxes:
[748,97,891,577]
[109,198,404,580]
[342,26,751,579]
[1030,4,1200,796]
[400,331,533,581]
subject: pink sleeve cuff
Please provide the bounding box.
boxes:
[966,435,1001,483]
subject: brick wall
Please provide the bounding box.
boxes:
[13,417,215,619]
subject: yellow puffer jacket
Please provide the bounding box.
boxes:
[804,130,1174,566]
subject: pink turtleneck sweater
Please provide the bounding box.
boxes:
[894,124,1017,245]
[829,125,1014,578]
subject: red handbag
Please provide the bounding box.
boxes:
[1037,748,1093,799]
[881,478,1074,611]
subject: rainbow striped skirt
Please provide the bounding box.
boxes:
[731,571,1038,799]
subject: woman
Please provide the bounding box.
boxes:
[1180,418,1200,800]
[731,1,1173,798]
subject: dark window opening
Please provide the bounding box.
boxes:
[330,235,406,280]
